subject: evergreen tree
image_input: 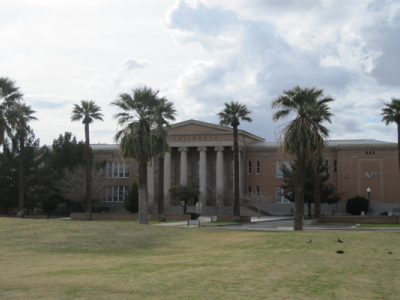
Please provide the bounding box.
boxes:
[0,127,41,214]
[123,181,139,213]
[281,159,342,218]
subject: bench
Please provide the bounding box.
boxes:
[187,220,201,227]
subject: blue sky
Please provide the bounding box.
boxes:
[1,0,400,145]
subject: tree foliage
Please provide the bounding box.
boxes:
[111,86,176,224]
[271,86,334,230]
[168,184,200,214]
[346,196,369,215]
[55,164,110,210]
[0,77,24,146]
[0,127,42,213]
[281,159,342,217]
[218,101,252,222]
[123,181,139,213]
[40,132,86,212]
[71,100,104,220]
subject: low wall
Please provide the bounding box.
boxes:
[70,213,190,221]
[0,214,49,219]
[211,215,251,222]
[320,215,399,224]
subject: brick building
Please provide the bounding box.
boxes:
[92,119,400,215]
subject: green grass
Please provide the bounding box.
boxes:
[1,218,400,299]
[357,224,400,228]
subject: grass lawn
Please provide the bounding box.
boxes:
[1,219,400,300]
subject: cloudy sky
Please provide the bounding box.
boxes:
[1,0,400,146]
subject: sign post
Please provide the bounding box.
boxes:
[195,201,202,220]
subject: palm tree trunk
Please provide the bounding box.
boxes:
[84,122,92,221]
[138,160,149,224]
[314,164,321,221]
[17,129,25,218]
[232,120,241,222]
[294,154,305,230]
[157,155,165,221]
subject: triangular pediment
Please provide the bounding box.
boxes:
[166,119,232,135]
[166,119,265,144]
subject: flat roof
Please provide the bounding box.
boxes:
[247,139,397,148]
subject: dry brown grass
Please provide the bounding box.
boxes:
[0,218,400,299]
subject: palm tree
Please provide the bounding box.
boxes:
[272,86,333,230]
[218,101,252,222]
[381,97,400,221]
[111,87,176,224]
[0,77,24,146]
[71,100,103,221]
[15,104,38,218]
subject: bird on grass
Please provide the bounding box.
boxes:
[338,239,344,243]
[306,239,312,243]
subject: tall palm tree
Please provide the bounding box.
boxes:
[111,87,176,224]
[381,97,400,221]
[272,86,333,230]
[15,104,38,218]
[0,77,24,146]
[71,100,103,221]
[218,101,252,222]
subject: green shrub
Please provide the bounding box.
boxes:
[123,182,139,213]
[346,196,369,215]
[186,212,199,220]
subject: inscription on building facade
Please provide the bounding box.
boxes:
[168,136,218,141]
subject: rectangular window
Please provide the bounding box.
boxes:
[113,186,118,201]
[248,186,252,198]
[325,160,329,174]
[105,162,130,178]
[125,162,130,177]
[118,186,124,201]
[334,160,337,174]
[248,161,252,174]
[214,161,216,177]
[230,186,234,203]
[136,162,139,175]
[256,161,260,174]
[276,161,290,178]
[102,186,129,202]
[119,162,124,177]
[256,186,260,198]
[230,161,234,178]
[196,161,200,178]
[276,187,290,203]
[107,162,113,178]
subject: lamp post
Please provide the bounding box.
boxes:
[367,187,371,216]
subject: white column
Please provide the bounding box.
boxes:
[164,151,171,207]
[239,147,243,202]
[214,146,224,199]
[179,147,188,185]
[198,146,207,204]
[147,158,155,206]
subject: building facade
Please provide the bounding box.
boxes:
[92,119,400,215]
